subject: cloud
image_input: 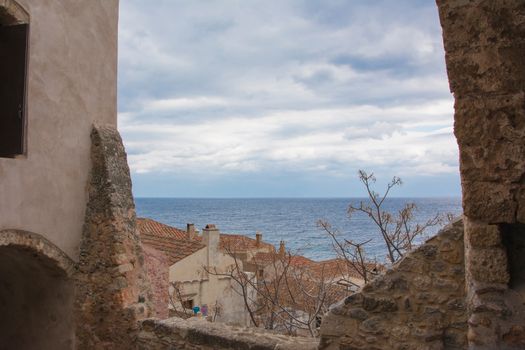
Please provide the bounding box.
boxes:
[117,0,459,196]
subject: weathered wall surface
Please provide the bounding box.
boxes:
[75,126,152,350]
[437,1,525,348]
[137,317,319,350]
[0,0,119,260]
[437,0,525,224]
[144,245,170,320]
[170,238,251,325]
[318,219,467,350]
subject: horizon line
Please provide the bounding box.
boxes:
[134,196,462,199]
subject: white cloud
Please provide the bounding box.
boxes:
[117,1,459,194]
[145,97,231,111]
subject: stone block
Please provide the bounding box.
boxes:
[359,317,384,335]
[412,276,432,291]
[462,181,518,223]
[348,308,369,321]
[434,277,460,291]
[446,44,525,95]
[319,313,358,338]
[472,294,511,316]
[362,297,398,312]
[455,93,525,181]
[465,220,502,248]
[467,247,510,284]
[395,256,425,274]
[441,249,463,264]
[438,0,525,48]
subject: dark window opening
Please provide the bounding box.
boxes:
[182,299,194,310]
[502,223,525,297]
[0,22,28,158]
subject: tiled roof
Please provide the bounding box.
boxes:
[195,233,275,252]
[249,252,377,282]
[251,252,277,265]
[312,258,382,280]
[289,255,315,267]
[137,218,205,265]
[220,234,274,252]
[141,235,205,266]
[137,218,187,240]
[249,252,315,268]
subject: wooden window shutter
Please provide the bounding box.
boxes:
[0,23,28,158]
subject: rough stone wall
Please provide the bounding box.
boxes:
[75,125,152,349]
[437,1,525,348]
[137,317,319,350]
[318,219,467,350]
[144,245,170,319]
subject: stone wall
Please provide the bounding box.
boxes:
[75,125,152,350]
[137,317,319,350]
[437,1,525,348]
[144,245,170,319]
[318,219,467,350]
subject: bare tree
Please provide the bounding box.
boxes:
[168,281,194,319]
[319,170,443,282]
[204,245,343,337]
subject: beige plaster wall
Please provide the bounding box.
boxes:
[0,0,119,260]
[169,245,251,325]
[170,248,207,282]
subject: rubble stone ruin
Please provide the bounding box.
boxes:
[0,0,524,349]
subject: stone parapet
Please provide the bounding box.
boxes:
[318,219,467,350]
[137,317,319,350]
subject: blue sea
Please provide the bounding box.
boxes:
[135,198,462,262]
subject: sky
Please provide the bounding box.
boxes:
[117,0,461,198]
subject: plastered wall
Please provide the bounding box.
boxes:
[0,0,119,260]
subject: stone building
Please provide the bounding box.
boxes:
[2,0,525,349]
[0,1,150,349]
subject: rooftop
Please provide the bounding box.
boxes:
[138,218,205,265]
[138,218,187,240]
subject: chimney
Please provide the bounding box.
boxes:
[202,224,220,267]
[186,223,195,240]
[279,241,286,257]
[255,232,262,247]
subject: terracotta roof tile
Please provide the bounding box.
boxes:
[137,218,187,240]
[250,252,277,265]
[195,233,275,252]
[141,235,205,265]
[220,234,274,251]
[312,258,382,280]
[137,218,205,265]
[249,252,315,268]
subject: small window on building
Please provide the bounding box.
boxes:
[0,22,28,158]
[182,299,194,310]
[257,269,264,279]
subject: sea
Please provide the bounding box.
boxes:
[135,197,462,262]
